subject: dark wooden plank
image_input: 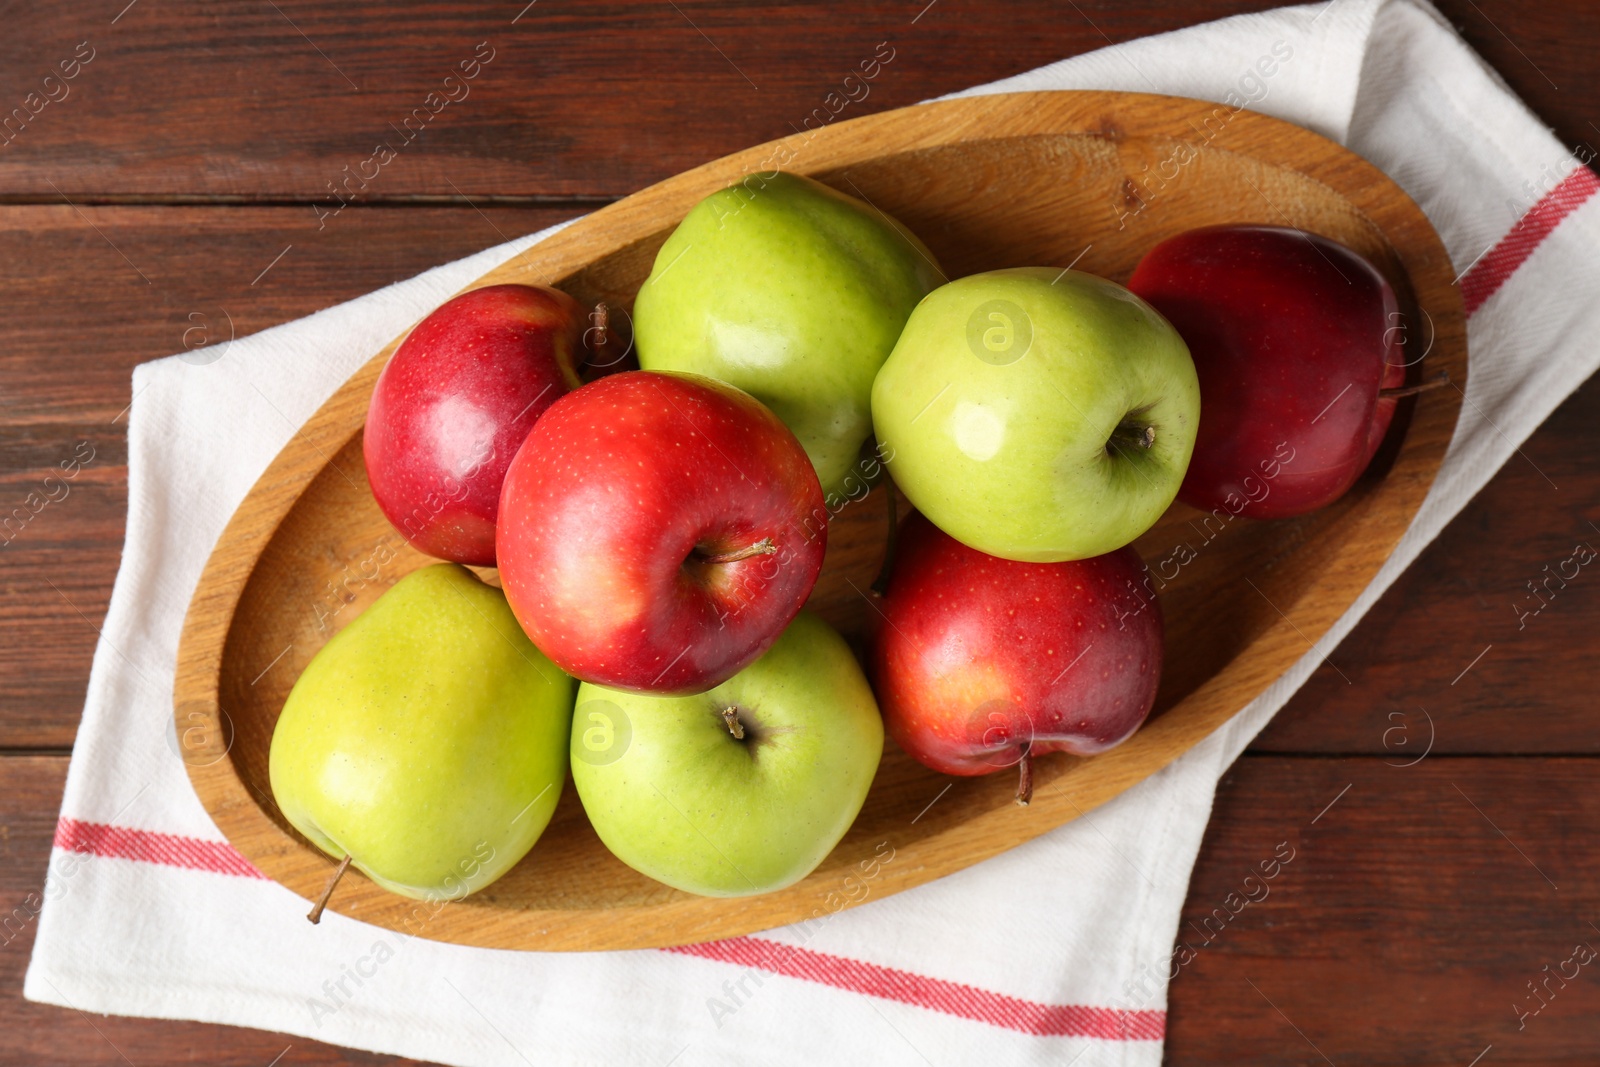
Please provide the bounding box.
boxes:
[0,756,439,1064]
[1254,369,1600,756]
[1,2,1592,200]
[1167,754,1600,1065]
[0,461,125,749]
[0,204,581,425]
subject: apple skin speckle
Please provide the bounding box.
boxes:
[872,513,1162,777]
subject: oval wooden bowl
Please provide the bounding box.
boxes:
[175,90,1465,951]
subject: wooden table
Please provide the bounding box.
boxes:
[2,3,1595,1063]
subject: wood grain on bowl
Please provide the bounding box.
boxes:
[174,90,1466,951]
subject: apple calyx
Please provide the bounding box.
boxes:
[1015,743,1034,807]
[693,538,778,565]
[306,854,352,925]
[721,706,746,740]
[1378,371,1450,400]
[1106,419,1157,457]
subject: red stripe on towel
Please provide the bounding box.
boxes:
[54,815,1161,1039]
[665,935,1166,1041]
[1460,164,1600,314]
[54,817,268,880]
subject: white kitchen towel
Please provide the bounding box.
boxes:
[24,1,1600,1064]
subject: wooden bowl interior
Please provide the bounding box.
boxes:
[193,98,1461,949]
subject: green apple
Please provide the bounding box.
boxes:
[570,611,882,897]
[269,564,575,901]
[633,170,943,502]
[871,268,1200,562]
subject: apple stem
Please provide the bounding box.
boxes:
[870,481,899,597]
[721,706,746,740]
[1015,744,1034,807]
[696,538,777,565]
[307,854,351,925]
[587,302,610,353]
[1379,372,1450,399]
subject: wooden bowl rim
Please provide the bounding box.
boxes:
[174,89,1467,950]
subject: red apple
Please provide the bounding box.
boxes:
[496,370,827,694]
[364,284,586,566]
[1127,225,1408,520]
[873,513,1162,802]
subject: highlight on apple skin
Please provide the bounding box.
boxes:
[495,370,828,696]
[1127,225,1407,520]
[363,283,587,566]
[873,513,1163,803]
[569,611,884,897]
[871,268,1200,564]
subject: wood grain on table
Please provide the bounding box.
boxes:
[2,2,1597,1064]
